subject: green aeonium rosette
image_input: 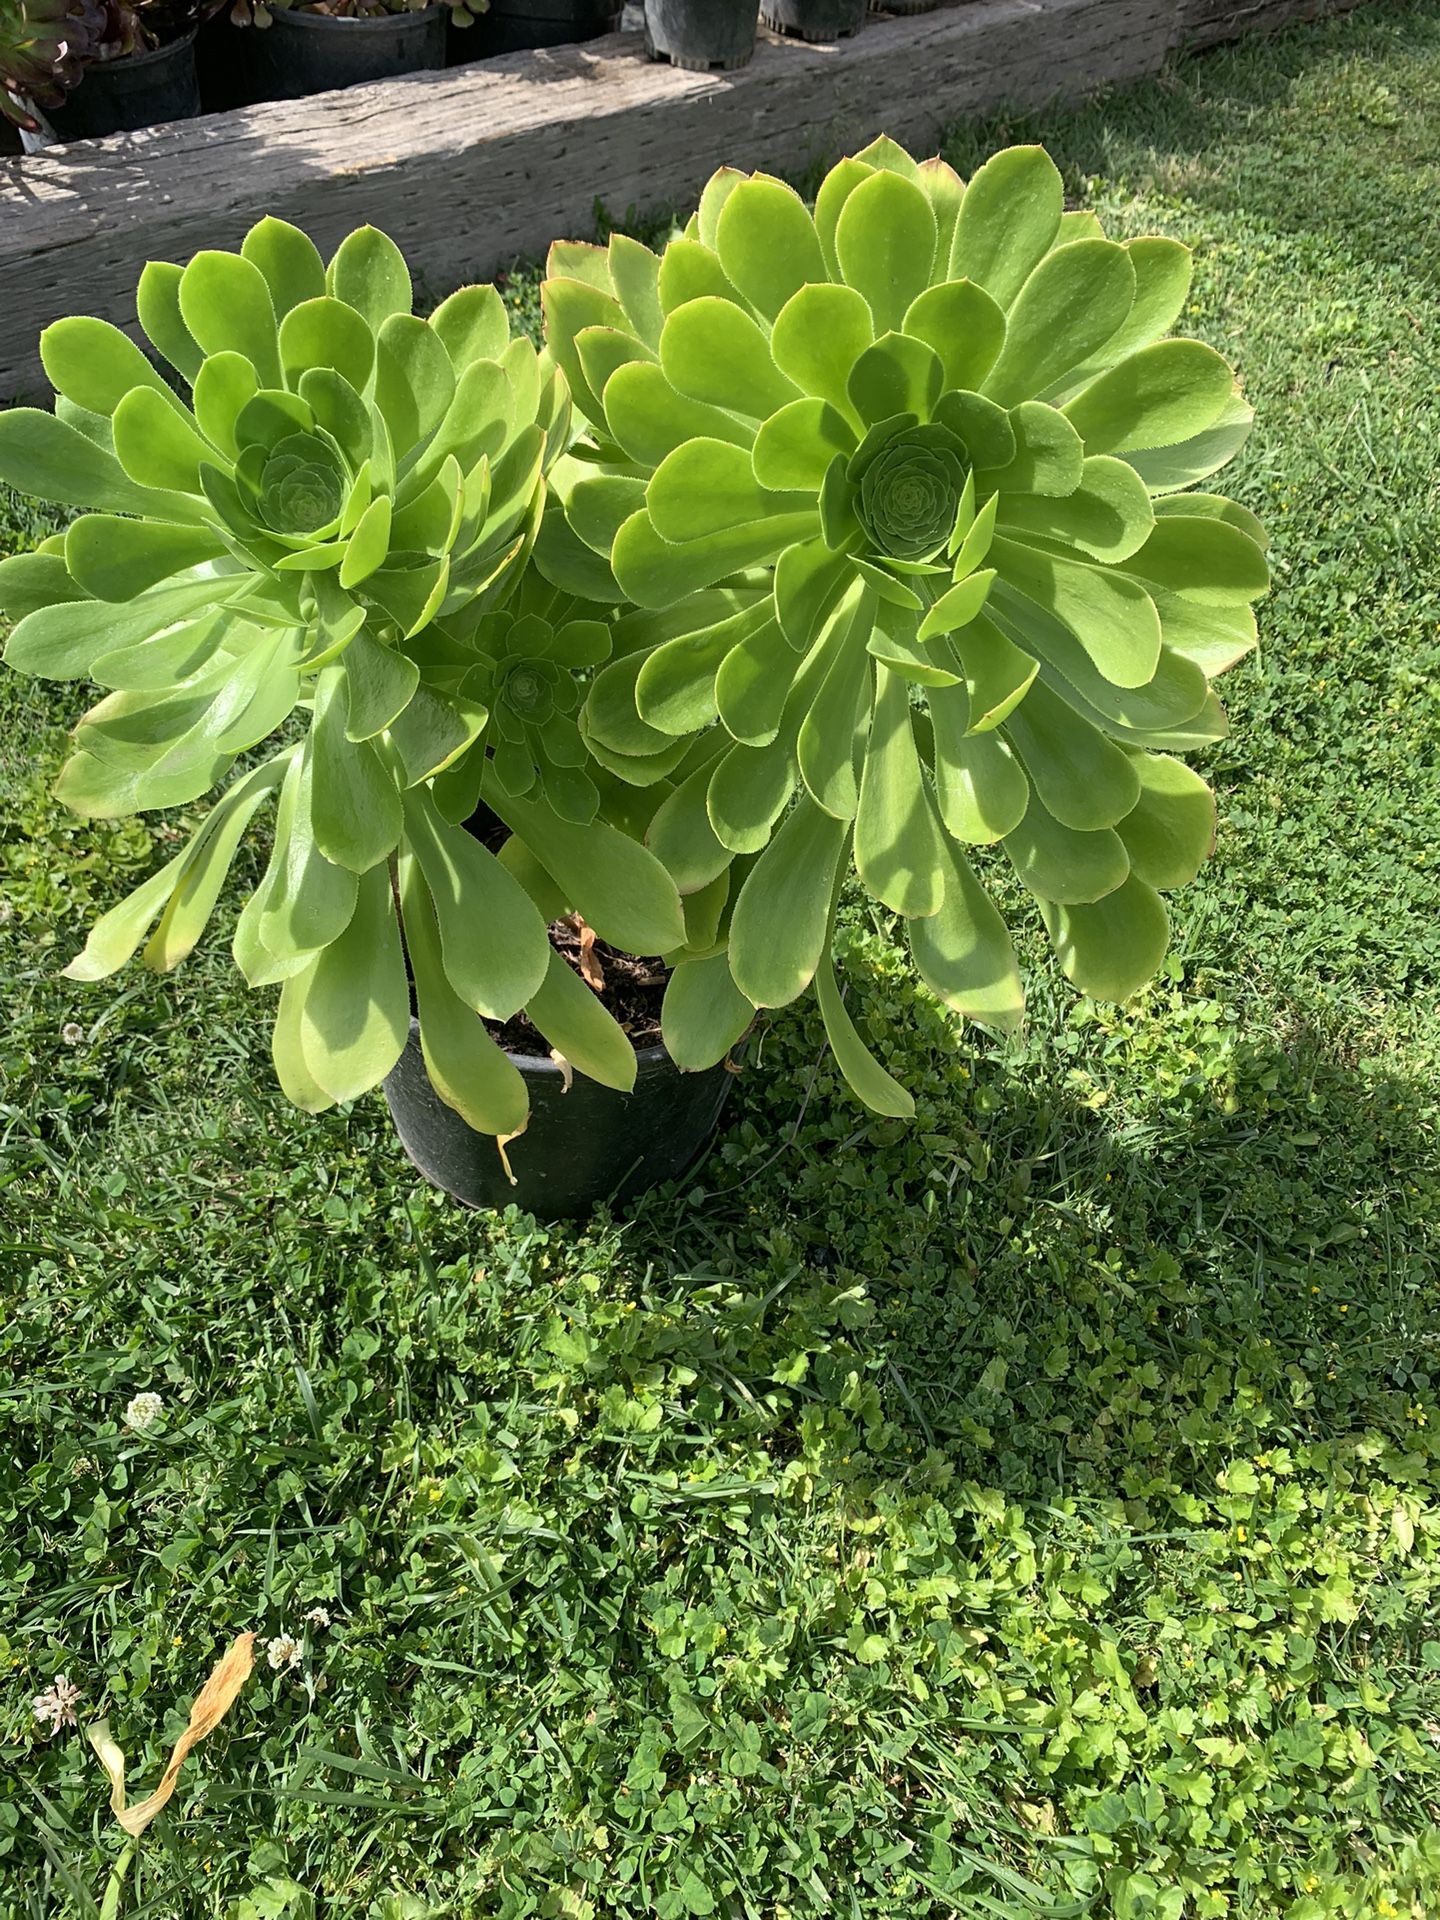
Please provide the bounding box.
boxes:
[855,423,969,559]
[451,571,612,824]
[0,219,686,1136]
[537,137,1269,1116]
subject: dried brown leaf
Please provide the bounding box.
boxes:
[496,1115,529,1186]
[548,1049,574,1094]
[566,913,605,992]
[88,1632,255,1838]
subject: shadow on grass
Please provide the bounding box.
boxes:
[608,953,1439,1517]
[6,940,1438,1917]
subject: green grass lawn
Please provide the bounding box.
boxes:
[4,4,1440,1915]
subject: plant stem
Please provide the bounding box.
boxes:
[98,1839,137,1920]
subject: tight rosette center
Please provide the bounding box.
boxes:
[499,657,560,724]
[854,423,971,562]
[254,433,348,537]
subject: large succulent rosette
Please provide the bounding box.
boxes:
[0,219,684,1134]
[539,138,1270,1116]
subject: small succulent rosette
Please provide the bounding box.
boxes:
[539,137,1270,1115]
[444,574,612,825]
[0,219,687,1137]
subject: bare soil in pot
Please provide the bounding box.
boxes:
[492,918,667,1058]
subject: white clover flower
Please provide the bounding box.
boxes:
[61,1022,86,1046]
[0,899,13,924]
[32,1674,82,1735]
[124,1392,164,1432]
[266,1634,302,1671]
[303,1607,331,1630]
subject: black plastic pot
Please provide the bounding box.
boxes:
[761,0,862,39]
[385,1020,735,1218]
[19,33,199,148]
[236,5,447,104]
[450,0,618,59]
[867,0,938,13]
[645,0,758,71]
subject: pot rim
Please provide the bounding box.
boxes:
[93,27,199,67]
[264,4,445,28]
[17,28,197,133]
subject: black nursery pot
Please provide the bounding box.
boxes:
[21,32,200,146]
[761,0,862,40]
[645,0,759,71]
[451,0,618,60]
[237,5,447,103]
[385,1020,735,1218]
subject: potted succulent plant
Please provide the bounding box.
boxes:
[2,1,109,136]
[226,0,471,103]
[0,139,1269,1205]
[0,217,732,1218]
[644,0,759,72]
[3,0,212,146]
[538,136,1269,1119]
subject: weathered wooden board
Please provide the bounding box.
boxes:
[0,0,1369,400]
[1181,0,1366,47]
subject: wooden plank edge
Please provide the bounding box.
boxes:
[0,0,1373,401]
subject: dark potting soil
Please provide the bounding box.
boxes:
[488,918,669,1058]
[457,802,670,1056]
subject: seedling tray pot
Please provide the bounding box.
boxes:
[385,1019,735,1218]
[761,0,863,40]
[645,0,759,71]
